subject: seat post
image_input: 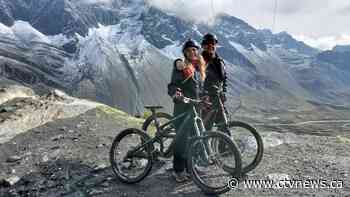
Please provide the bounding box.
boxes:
[151,108,156,116]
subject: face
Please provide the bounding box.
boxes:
[184,47,199,61]
[202,41,216,55]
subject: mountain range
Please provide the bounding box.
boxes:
[1,0,350,115]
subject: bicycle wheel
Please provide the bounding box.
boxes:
[223,121,264,174]
[110,128,154,183]
[187,131,242,195]
[142,112,175,157]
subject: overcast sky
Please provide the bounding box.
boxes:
[148,0,350,50]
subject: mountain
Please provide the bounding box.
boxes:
[1,0,350,115]
[0,0,121,36]
[333,45,350,52]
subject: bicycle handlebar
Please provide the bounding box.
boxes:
[182,97,212,106]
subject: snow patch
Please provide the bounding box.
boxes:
[11,21,50,43]
[160,42,182,60]
[0,23,14,37]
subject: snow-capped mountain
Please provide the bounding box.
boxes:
[1,0,350,115]
[0,0,121,36]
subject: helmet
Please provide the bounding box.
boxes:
[182,39,199,53]
[201,33,218,45]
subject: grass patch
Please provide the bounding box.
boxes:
[336,136,350,144]
[95,105,144,127]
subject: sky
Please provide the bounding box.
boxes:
[148,0,350,50]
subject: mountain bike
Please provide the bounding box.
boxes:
[143,89,263,175]
[110,98,242,195]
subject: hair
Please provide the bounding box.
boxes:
[183,48,206,81]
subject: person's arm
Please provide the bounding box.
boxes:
[168,59,185,102]
[220,59,228,102]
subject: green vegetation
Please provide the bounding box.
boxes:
[336,135,350,144]
[143,110,152,119]
[95,105,144,127]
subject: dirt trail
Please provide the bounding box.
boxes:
[0,88,349,196]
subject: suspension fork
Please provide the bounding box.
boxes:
[192,106,212,162]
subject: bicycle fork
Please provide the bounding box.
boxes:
[193,113,212,165]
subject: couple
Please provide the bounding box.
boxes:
[167,33,228,183]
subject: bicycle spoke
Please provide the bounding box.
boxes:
[188,132,241,194]
[110,129,153,183]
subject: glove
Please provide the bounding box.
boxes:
[173,88,184,103]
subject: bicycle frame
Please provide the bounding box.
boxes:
[127,105,212,161]
[202,94,229,129]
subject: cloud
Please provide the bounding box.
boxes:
[147,1,349,35]
[147,0,227,24]
[338,5,350,15]
[294,34,350,50]
[80,0,112,5]
[260,0,319,15]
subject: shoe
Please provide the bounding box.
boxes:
[172,171,189,183]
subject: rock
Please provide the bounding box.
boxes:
[0,179,11,187]
[94,163,108,171]
[51,146,60,150]
[6,155,22,163]
[51,135,64,141]
[88,128,96,132]
[101,181,110,187]
[42,155,49,162]
[59,127,67,131]
[96,144,106,148]
[0,176,20,186]
[88,190,104,195]
[51,150,61,159]
[68,129,74,133]
[0,106,16,113]
[72,137,79,142]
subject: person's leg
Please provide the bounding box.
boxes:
[183,117,197,174]
[173,130,187,173]
[172,107,191,182]
[173,121,191,182]
[213,101,231,153]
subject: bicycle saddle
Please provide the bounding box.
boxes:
[144,105,163,110]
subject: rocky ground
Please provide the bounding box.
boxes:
[0,85,349,197]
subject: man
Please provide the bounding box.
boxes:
[201,33,230,136]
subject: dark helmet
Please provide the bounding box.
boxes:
[201,33,218,45]
[182,39,199,53]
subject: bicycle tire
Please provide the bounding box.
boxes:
[109,128,154,184]
[142,112,175,157]
[187,131,242,195]
[225,121,264,174]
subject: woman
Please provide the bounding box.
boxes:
[167,39,206,183]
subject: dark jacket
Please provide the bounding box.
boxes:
[202,51,227,95]
[167,59,203,117]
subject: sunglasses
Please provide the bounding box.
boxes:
[202,42,216,47]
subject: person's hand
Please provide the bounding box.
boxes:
[201,95,210,103]
[173,88,184,102]
[175,60,185,70]
[199,96,212,109]
[182,65,195,79]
